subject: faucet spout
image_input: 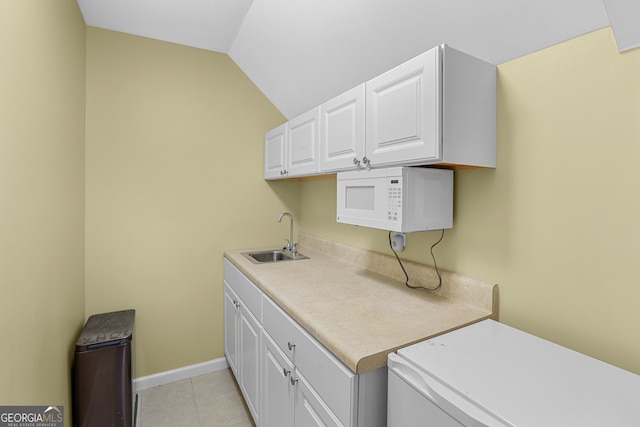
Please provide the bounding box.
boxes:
[278,212,296,254]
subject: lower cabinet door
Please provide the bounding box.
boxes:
[261,330,294,427]
[223,283,239,376]
[294,372,344,427]
[239,305,261,424]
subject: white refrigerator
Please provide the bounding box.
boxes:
[388,320,640,426]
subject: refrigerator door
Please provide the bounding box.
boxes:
[387,353,509,427]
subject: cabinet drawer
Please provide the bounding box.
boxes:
[263,295,356,426]
[224,258,262,321]
[262,295,304,360]
[295,326,356,427]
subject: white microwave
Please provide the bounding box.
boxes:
[336,167,453,232]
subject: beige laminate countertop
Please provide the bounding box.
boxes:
[224,233,497,374]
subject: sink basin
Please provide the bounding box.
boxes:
[242,249,309,264]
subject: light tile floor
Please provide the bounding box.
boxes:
[137,368,255,427]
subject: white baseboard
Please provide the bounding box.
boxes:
[133,357,229,392]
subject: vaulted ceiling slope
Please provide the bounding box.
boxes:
[78,0,613,119]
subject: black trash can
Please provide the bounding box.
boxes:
[73,309,136,427]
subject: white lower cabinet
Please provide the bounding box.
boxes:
[261,296,351,427]
[239,304,261,422]
[224,260,263,426]
[224,257,387,427]
[223,282,240,376]
[260,346,343,427]
[261,330,295,427]
[294,371,343,427]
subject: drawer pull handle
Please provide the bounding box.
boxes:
[290,376,298,386]
[283,368,291,377]
[288,342,295,351]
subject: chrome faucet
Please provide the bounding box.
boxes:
[278,212,297,255]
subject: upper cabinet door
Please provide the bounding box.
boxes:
[365,46,442,167]
[319,84,366,173]
[265,123,287,179]
[287,107,321,177]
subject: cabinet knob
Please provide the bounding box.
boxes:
[283,368,291,377]
[290,376,298,386]
[232,299,238,308]
[353,157,360,166]
[362,156,370,165]
[287,342,295,351]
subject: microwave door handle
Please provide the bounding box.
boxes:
[388,353,512,427]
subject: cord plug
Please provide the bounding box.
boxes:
[390,232,406,252]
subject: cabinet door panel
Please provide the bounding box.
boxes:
[265,123,287,179]
[261,330,294,427]
[294,372,343,427]
[223,283,239,376]
[287,108,320,176]
[239,306,261,424]
[366,47,441,167]
[320,85,365,172]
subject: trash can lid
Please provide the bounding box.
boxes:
[76,309,135,348]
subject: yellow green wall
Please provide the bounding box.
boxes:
[299,27,640,374]
[85,27,297,376]
[0,0,86,419]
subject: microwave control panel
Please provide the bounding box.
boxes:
[387,179,402,222]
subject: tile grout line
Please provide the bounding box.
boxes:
[190,376,203,427]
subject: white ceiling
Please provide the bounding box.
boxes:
[77,0,615,119]
[78,0,254,53]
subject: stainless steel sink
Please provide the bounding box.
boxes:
[242,249,309,264]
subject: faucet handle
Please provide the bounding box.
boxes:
[283,239,291,251]
[292,243,298,254]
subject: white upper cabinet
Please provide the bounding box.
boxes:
[287,107,321,177]
[439,45,496,168]
[319,84,366,172]
[265,44,496,179]
[264,123,287,179]
[366,44,496,169]
[265,109,321,180]
[365,47,440,167]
